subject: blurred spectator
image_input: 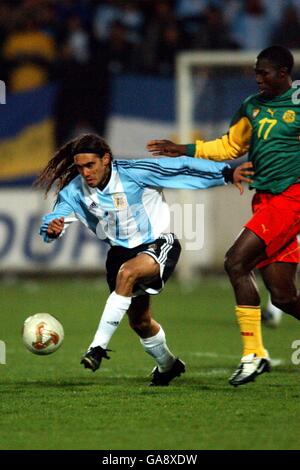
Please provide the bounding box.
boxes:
[56,0,91,27]
[93,0,121,41]
[272,5,300,50]
[192,5,239,50]
[54,15,110,146]
[93,21,136,74]
[175,0,208,37]
[232,0,271,50]
[289,0,300,19]
[38,1,60,39]
[119,2,144,44]
[0,2,11,44]
[222,0,243,28]
[3,10,56,92]
[65,15,90,64]
[156,21,184,76]
[262,0,287,30]
[141,0,178,73]
[103,20,137,74]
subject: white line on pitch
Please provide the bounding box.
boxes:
[188,351,285,366]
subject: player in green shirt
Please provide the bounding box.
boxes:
[147,46,300,387]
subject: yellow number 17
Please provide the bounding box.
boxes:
[257,118,277,140]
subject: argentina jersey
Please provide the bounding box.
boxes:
[40,156,229,248]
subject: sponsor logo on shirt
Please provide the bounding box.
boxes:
[89,201,98,210]
[261,224,269,234]
[267,108,275,116]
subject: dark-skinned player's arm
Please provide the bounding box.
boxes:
[232,162,254,195]
[147,110,252,161]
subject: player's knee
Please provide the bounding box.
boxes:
[116,264,138,286]
[271,292,298,310]
[224,252,243,278]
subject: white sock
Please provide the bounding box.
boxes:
[89,291,132,349]
[140,326,175,372]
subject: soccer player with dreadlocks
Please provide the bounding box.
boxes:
[36,133,252,385]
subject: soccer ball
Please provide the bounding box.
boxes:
[22,313,64,355]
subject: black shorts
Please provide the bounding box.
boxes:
[106,233,181,296]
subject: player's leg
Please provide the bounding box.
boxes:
[224,228,271,386]
[127,295,184,385]
[114,253,161,296]
[226,187,300,385]
[85,253,160,348]
[82,235,182,374]
[127,294,159,337]
[224,228,265,305]
[260,262,300,321]
[81,253,160,371]
[88,253,160,348]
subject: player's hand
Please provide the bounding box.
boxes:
[147,140,187,157]
[233,162,254,195]
[47,217,65,238]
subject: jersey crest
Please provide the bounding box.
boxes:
[112,192,128,210]
[282,110,296,123]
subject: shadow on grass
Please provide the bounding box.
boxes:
[0,376,148,389]
[1,364,297,393]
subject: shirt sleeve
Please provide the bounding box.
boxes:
[194,105,252,161]
[39,192,77,243]
[125,157,230,189]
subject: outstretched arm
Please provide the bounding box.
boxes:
[147,110,252,161]
[121,157,246,191]
[147,140,188,157]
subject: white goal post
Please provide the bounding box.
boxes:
[174,50,300,282]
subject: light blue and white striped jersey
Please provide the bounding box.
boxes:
[40,157,230,248]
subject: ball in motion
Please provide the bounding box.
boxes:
[22,313,64,355]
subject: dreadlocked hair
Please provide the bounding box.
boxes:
[34,134,112,195]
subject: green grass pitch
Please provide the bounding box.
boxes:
[1,278,300,450]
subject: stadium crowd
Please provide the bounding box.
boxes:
[1,0,300,144]
[2,0,300,90]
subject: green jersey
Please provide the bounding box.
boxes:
[193,87,300,194]
[238,88,300,193]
